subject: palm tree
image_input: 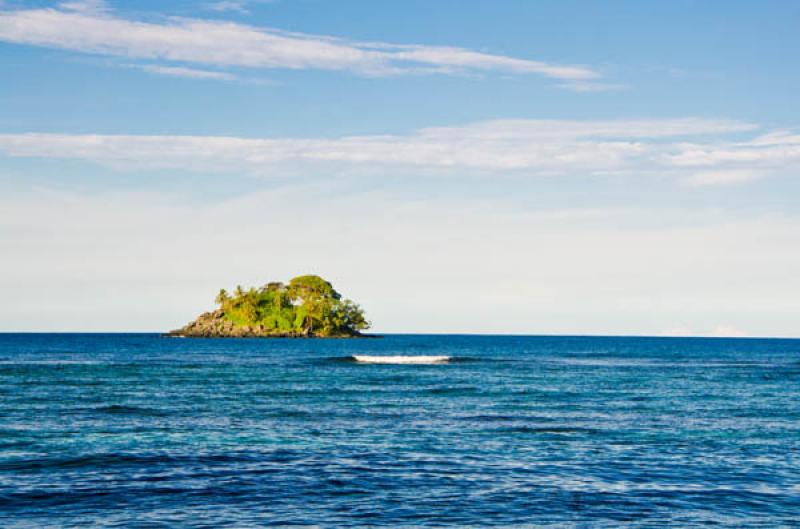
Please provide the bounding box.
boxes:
[215,288,230,307]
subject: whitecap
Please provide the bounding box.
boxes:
[352,355,450,365]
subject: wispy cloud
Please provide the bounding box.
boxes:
[207,0,274,14]
[135,64,238,81]
[208,1,250,14]
[58,0,109,14]
[2,118,791,186]
[0,5,598,82]
[667,129,800,186]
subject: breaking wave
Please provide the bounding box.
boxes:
[351,355,451,365]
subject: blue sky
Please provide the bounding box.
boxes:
[1,0,799,336]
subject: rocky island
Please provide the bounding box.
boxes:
[166,275,370,338]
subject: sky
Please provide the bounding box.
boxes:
[1,0,799,336]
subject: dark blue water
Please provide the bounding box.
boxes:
[1,334,798,527]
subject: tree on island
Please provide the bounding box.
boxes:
[205,274,370,337]
[215,288,230,306]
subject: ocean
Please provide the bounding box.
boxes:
[1,333,798,527]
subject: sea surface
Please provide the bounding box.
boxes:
[1,334,799,528]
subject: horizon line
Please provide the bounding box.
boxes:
[0,331,797,340]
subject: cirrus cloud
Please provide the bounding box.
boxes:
[1,118,790,187]
[0,4,599,82]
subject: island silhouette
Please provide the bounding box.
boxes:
[167,275,370,338]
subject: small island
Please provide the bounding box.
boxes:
[166,275,371,338]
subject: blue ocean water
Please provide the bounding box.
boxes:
[0,334,798,528]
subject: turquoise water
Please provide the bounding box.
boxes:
[1,334,799,527]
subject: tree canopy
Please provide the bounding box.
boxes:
[215,275,370,337]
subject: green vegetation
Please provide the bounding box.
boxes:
[214,275,370,337]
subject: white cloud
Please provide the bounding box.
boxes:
[665,130,800,186]
[1,118,791,185]
[416,118,754,140]
[207,0,274,14]
[0,5,598,81]
[58,0,108,13]
[208,1,249,14]
[136,64,237,81]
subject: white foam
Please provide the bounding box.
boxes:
[352,355,451,365]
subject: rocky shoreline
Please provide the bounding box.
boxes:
[165,309,369,338]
